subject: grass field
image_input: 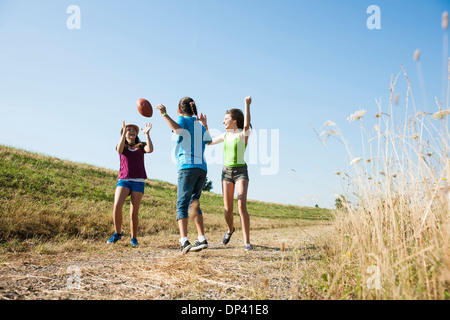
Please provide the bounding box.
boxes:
[0,144,335,300]
[1,140,448,300]
[0,144,332,243]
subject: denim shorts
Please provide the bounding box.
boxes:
[221,165,249,184]
[177,168,207,220]
[116,179,145,194]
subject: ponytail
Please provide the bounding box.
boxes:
[178,97,198,118]
[189,101,198,119]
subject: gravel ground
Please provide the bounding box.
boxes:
[0,222,333,300]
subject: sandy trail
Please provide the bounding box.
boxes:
[0,222,333,300]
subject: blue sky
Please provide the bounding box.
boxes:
[0,0,448,208]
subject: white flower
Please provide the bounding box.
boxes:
[350,157,362,165]
[347,109,367,123]
[431,110,450,120]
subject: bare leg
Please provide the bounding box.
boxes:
[236,179,250,244]
[129,191,143,238]
[113,187,130,234]
[190,199,205,237]
[178,218,189,239]
[222,180,235,233]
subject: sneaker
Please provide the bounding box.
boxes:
[107,233,122,244]
[244,243,254,251]
[190,239,208,252]
[130,238,138,247]
[222,227,235,245]
[180,240,192,254]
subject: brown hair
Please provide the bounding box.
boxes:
[226,108,252,130]
[122,127,146,150]
[178,97,198,117]
[125,136,146,150]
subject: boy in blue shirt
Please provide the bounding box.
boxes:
[156,97,212,254]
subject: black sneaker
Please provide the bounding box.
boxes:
[180,240,192,254]
[222,227,235,245]
[190,239,208,252]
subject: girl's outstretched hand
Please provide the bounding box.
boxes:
[122,121,126,135]
[141,123,152,134]
[245,96,252,106]
[155,104,167,115]
[198,113,208,128]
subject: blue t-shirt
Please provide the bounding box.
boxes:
[175,116,212,172]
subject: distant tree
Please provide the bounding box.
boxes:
[315,204,319,208]
[335,195,347,210]
[203,177,213,192]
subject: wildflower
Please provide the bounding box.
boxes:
[411,134,419,140]
[366,158,372,163]
[347,109,367,122]
[431,110,450,120]
[350,157,362,165]
[335,171,342,175]
[344,251,351,258]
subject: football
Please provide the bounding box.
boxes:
[137,98,153,117]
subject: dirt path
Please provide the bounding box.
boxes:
[0,222,333,300]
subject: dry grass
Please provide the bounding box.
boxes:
[319,59,450,299]
[0,223,333,300]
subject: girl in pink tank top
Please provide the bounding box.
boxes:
[107,121,153,247]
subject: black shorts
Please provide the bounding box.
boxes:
[221,165,249,184]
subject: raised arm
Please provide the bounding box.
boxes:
[116,121,127,154]
[243,96,252,143]
[141,123,154,153]
[156,104,182,134]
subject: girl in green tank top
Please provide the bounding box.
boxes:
[223,131,247,167]
[199,96,253,250]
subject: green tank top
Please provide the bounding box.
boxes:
[223,133,247,167]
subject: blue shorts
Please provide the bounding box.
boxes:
[116,180,145,194]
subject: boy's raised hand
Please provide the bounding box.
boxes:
[245,96,252,106]
[155,104,167,115]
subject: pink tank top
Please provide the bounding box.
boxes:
[117,148,147,180]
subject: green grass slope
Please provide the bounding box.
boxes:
[0,145,333,242]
